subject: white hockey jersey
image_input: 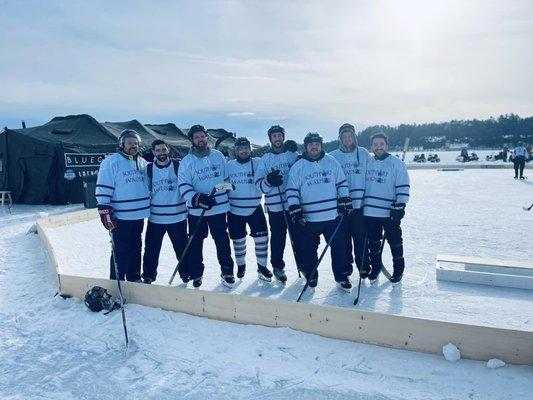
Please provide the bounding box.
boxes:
[178,149,230,217]
[514,146,527,157]
[148,161,187,224]
[286,153,349,222]
[329,146,371,209]
[227,157,264,216]
[95,152,150,220]
[363,153,410,218]
[256,150,298,213]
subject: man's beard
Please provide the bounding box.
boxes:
[124,147,138,156]
[194,140,208,150]
[156,154,169,162]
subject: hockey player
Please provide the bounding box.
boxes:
[330,123,372,279]
[363,132,410,284]
[286,133,352,291]
[141,139,188,284]
[178,124,235,288]
[513,141,527,180]
[227,137,272,281]
[255,125,302,283]
[95,129,150,281]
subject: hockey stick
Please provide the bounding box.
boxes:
[401,137,410,162]
[277,185,302,278]
[523,203,533,211]
[168,182,234,285]
[297,214,345,302]
[377,234,393,280]
[353,233,368,306]
[109,230,129,349]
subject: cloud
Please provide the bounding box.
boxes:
[227,112,255,117]
[0,0,532,141]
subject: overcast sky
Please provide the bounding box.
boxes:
[1,0,532,143]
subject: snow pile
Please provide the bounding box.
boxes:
[487,358,506,369]
[442,343,461,362]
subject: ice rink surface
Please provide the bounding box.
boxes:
[48,169,533,329]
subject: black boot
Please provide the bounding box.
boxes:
[273,267,287,283]
[237,264,246,279]
[257,265,273,282]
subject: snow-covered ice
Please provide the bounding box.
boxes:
[443,343,461,363]
[1,169,532,399]
[487,359,506,369]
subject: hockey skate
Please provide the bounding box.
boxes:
[257,265,273,282]
[273,267,287,284]
[336,279,352,292]
[237,264,246,279]
[192,277,202,288]
[220,274,235,288]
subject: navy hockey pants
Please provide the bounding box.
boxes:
[365,216,405,277]
[109,219,144,281]
[514,156,525,178]
[142,220,188,282]
[187,212,234,279]
[342,207,371,275]
[301,217,347,282]
[227,206,269,239]
[267,210,304,271]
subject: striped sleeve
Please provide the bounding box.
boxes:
[177,158,197,202]
[95,159,114,207]
[286,165,301,207]
[395,162,410,204]
[334,161,349,198]
[255,159,273,195]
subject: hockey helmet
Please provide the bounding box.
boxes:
[234,137,251,150]
[284,139,298,153]
[188,124,207,140]
[267,125,285,138]
[119,129,141,148]
[84,286,115,312]
[304,132,323,147]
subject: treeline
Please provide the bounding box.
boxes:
[322,114,533,151]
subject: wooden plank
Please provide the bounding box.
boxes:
[464,264,533,277]
[58,274,533,365]
[436,266,533,291]
[37,209,98,228]
[437,254,533,270]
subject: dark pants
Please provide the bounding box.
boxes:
[227,206,268,239]
[109,219,144,281]
[514,156,525,178]
[187,213,234,279]
[142,220,188,282]
[365,216,405,277]
[267,210,304,271]
[301,218,346,282]
[342,208,371,274]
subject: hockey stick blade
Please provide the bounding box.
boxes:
[523,203,533,211]
[214,182,235,191]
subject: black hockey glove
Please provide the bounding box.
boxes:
[288,204,306,226]
[192,193,217,210]
[266,170,283,187]
[390,203,406,223]
[337,197,353,215]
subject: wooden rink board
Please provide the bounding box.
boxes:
[437,254,533,271]
[37,210,533,365]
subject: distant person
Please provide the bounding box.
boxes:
[460,148,469,162]
[363,132,410,284]
[513,141,527,179]
[95,129,150,282]
[141,140,187,284]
